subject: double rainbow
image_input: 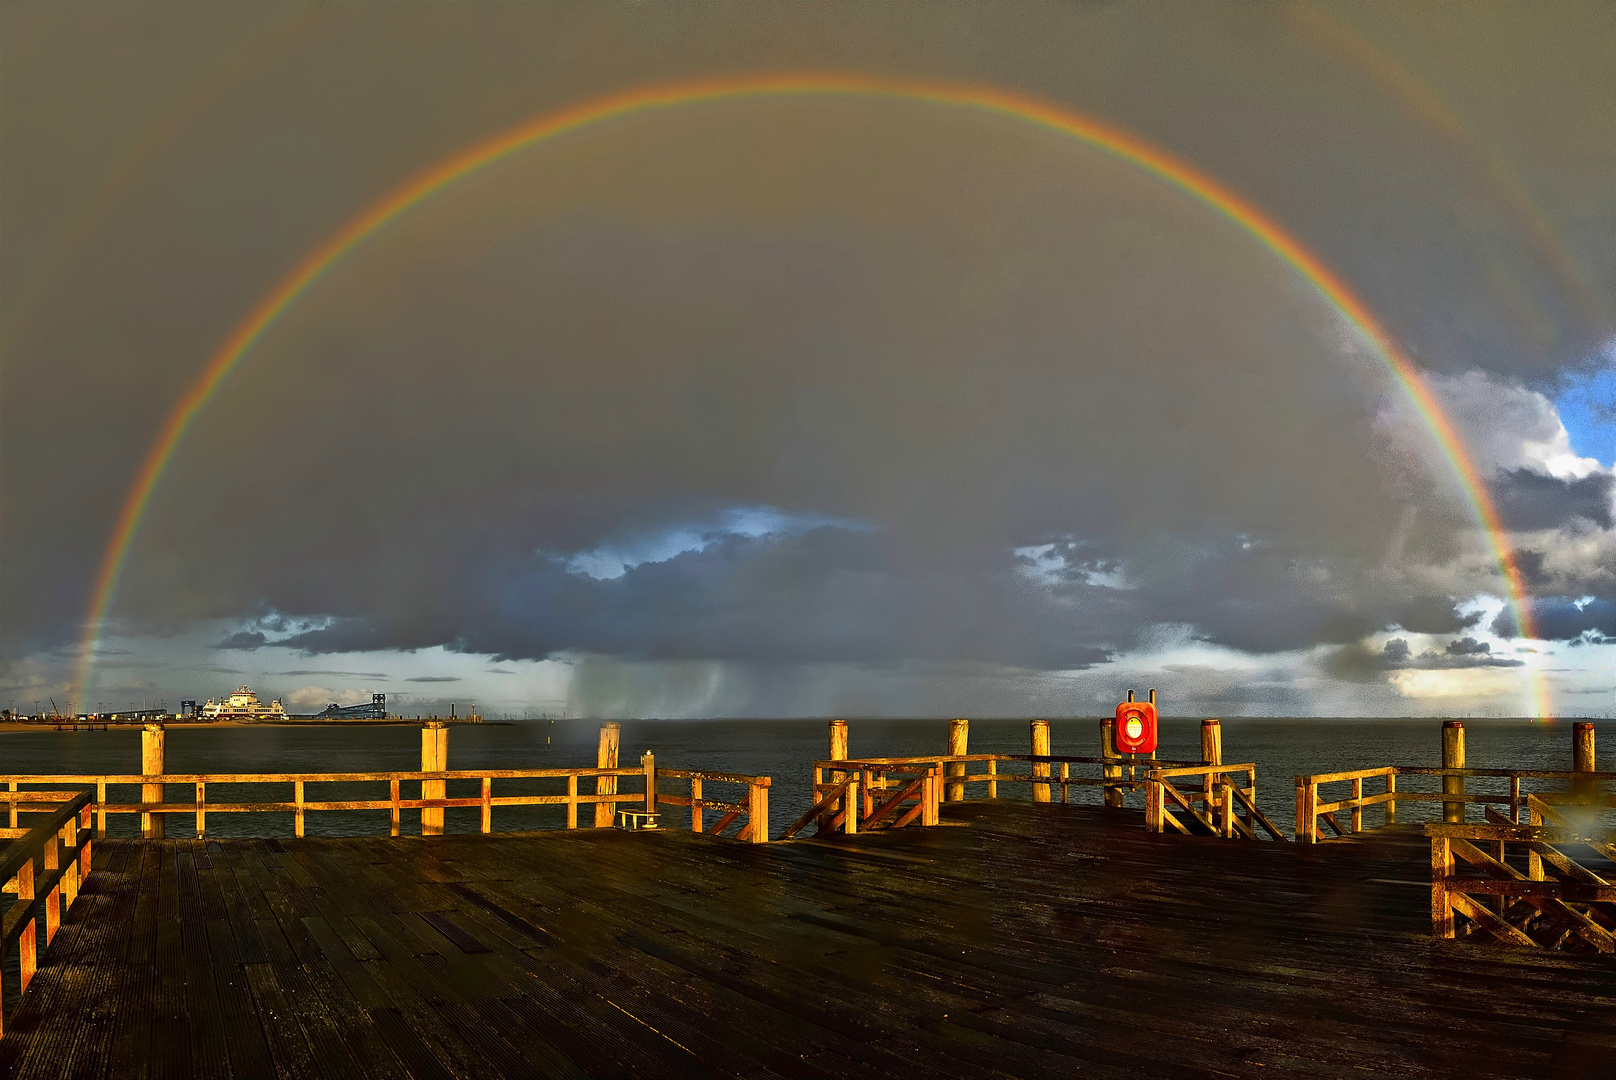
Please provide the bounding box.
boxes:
[72,72,1545,716]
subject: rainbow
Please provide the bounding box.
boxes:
[1286,5,1611,334]
[72,72,1547,717]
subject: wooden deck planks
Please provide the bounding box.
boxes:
[6,801,1616,1078]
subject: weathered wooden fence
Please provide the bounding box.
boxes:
[779,752,1264,840]
[1428,794,1616,952]
[1,789,93,1038]
[0,761,771,844]
[1295,766,1616,843]
[1145,763,1288,840]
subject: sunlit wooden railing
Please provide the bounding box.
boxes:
[1,760,771,844]
[780,753,1208,840]
[1295,766,1616,843]
[2,789,93,1038]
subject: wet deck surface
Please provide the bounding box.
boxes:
[5,802,1616,1079]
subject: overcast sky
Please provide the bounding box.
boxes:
[3,2,1613,719]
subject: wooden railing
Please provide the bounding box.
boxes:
[2,789,93,1038]
[780,753,1212,840]
[0,761,772,844]
[1144,763,1287,840]
[781,759,944,840]
[1294,766,1616,844]
[1428,795,1616,952]
[656,768,770,842]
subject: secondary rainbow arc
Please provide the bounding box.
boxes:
[72,72,1547,718]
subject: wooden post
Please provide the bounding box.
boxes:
[642,752,657,814]
[593,722,619,828]
[987,757,997,800]
[79,805,93,882]
[1431,835,1453,938]
[1528,800,1544,880]
[1219,778,1234,838]
[1059,761,1070,804]
[422,721,448,835]
[17,858,35,994]
[480,776,493,833]
[691,776,704,833]
[1350,776,1363,834]
[1030,719,1051,803]
[294,781,306,838]
[828,719,849,775]
[43,830,59,945]
[1442,720,1465,824]
[1145,777,1161,832]
[1200,719,1222,819]
[844,779,858,835]
[9,780,17,828]
[57,817,75,910]
[925,767,941,826]
[141,723,165,839]
[96,779,107,838]
[1385,771,1397,825]
[1509,774,1521,824]
[748,780,769,844]
[946,718,968,802]
[1574,722,1595,802]
[195,782,206,838]
[1297,780,1318,844]
[390,779,401,837]
[1100,719,1122,807]
[566,774,578,829]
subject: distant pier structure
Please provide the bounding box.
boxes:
[314,692,387,719]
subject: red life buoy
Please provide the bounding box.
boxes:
[1114,700,1158,754]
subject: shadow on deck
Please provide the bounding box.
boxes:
[4,801,1616,1079]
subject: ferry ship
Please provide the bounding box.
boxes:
[200,686,288,721]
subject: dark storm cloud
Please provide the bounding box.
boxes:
[1496,598,1616,642]
[1390,597,1481,635]
[405,676,460,683]
[1491,468,1614,530]
[1325,636,1524,681]
[215,630,267,650]
[3,2,1613,712]
[277,668,389,678]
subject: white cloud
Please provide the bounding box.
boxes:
[1430,370,1604,480]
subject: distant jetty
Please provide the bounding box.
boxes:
[2,686,484,731]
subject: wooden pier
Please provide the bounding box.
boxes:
[5,801,1616,1079]
[7,716,1616,1078]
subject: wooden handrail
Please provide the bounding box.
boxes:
[1143,767,1280,841]
[814,753,1200,768]
[0,766,773,843]
[0,766,649,785]
[1148,762,1257,780]
[781,778,854,840]
[1298,765,1616,786]
[1,789,94,1040]
[1295,766,1616,844]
